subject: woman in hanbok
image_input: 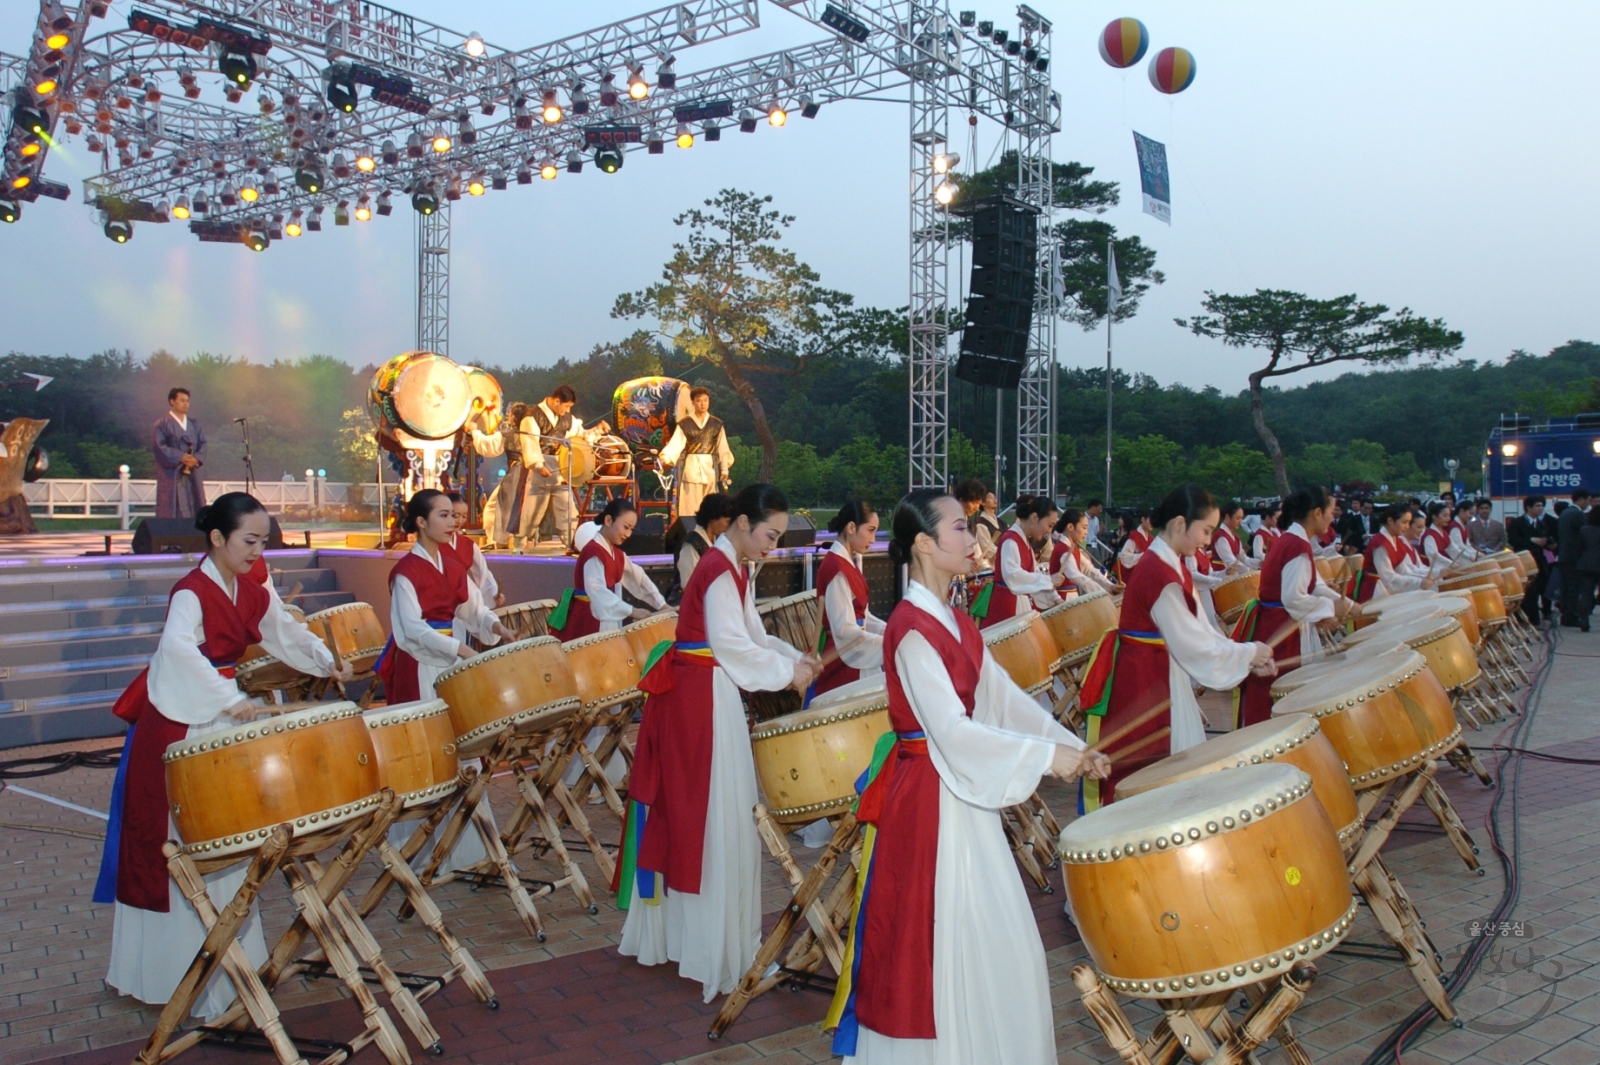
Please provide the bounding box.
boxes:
[549,499,668,641]
[1232,486,1357,728]
[445,492,502,607]
[96,493,353,1019]
[1420,500,1474,572]
[814,499,887,696]
[825,489,1109,1063]
[1250,503,1283,562]
[675,492,734,596]
[620,484,822,1000]
[1349,504,1434,603]
[1212,501,1256,571]
[1115,510,1154,582]
[1076,486,1272,809]
[1050,508,1118,596]
[974,494,1060,628]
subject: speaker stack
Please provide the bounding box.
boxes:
[956,196,1039,390]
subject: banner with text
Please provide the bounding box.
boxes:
[1132,131,1171,224]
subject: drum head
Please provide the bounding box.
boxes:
[751,683,889,740]
[462,366,503,432]
[806,676,888,714]
[1343,600,1462,645]
[363,698,451,729]
[982,611,1039,645]
[1272,638,1407,694]
[1118,715,1324,798]
[385,352,472,439]
[1270,648,1428,720]
[566,437,597,486]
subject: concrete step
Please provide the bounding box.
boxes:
[0,575,189,604]
[0,662,145,702]
[292,591,358,615]
[0,695,124,748]
[0,632,162,666]
[0,599,168,635]
[273,568,340,595]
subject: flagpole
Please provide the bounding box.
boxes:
[1104,238,1117,506]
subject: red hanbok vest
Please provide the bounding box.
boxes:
[1234,532,1318,727]
[378,551,468,703]
[1354,532,1409,602]
[553,538,627,640]
[1212,525,1242,568]
[1420,526,1451,565]
[814,546,872,695]
[982,527,1036,629]
[1115,528,1153,583]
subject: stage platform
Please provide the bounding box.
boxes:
[0,627,1591,1064]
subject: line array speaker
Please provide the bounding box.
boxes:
[956,196,1040,389]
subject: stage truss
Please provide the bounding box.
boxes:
[1,0,1061,495]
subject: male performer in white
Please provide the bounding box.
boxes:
[657,386,734,522]
[519,385,610,552]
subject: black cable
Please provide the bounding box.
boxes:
[0,748,122,780]
[1358,624,1557,1065]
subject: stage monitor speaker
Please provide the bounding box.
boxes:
[622,513,669,556]
[779,512,816,549]
[132,515,285,554]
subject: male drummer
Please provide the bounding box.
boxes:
[519,385,611,552]
[656,386,734,521]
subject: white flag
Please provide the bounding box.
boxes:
[1106,240,1123,309]
[1050,244,1065,304]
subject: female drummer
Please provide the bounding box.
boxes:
[621,484,821,1001]
[96,493,352,1020]
[1115,509,1154,581]
[550,499,668,640]
[1350,504,1435,602]
[1420,500,1477,572]
[814,499,886,696]
[1185,544,1228,632]
[1076,486,1272,809]
[1213,501,1256,571]
[1232,486,1357,728]
[675,492,734,594]
[1050,508,1118,596]
[1251,503,1283,562]
[445,493,503,607]
[824,489,1109,1062]
[975,493,1061,628]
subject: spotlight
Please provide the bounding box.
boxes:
[244,225,268,251]
[35,77,57,96]
[14,106,47,136]
[540,161,558,180]
[992,29,1008,46]
[1024,46,1038,64]
[594,146,623,173]
[491,168,507,190]
[627,67,649,100]
[703,123,720,141]
[406,132,423,158]
[515,165,532,184]
[192,190,208,214]
[285,209,303,236]
[513,98,532,129]
[431,128,451,153]
[958,10,976,27]
[570,83,590,115]
[933,181,956,205]
[541,90,562,124]
[566,149,582,173]
[354,195,371,221]
[675,122,693,148]
[20,142,41,158]
[932,152,959,174]
[294,162,324,193]
[239,180,259,202]
[10,174,32,190]
[45,32,70,50]
[599,73,618,108]
[43,2,71,30]
[1006,39,1021,56]
[977,19,993,36]
[356,149,376,172]
[381,139,399,165]
[219,50,257,87]
[262,176,280,195]
[647,137,664,154]
[307,205,324,231]
[801,96,820,119]
[326,72,358,113]
[412,188,438,214]
[767,103,787,127]
[220,185,237,207]
[1034,56,1049,73]
[464,32,485,58]
[739,109,757,133]
[656,56,676,90]
[171,194,191,219]
[457,115,475,145]
[376,190,392,215]
[104,217,132,242]
[0,200,18,223]
[331,152,352,178]
[467,174,486,196]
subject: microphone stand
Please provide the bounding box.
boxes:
[235,417,257,495]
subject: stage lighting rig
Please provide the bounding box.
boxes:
[294,161,324,193]
[566,149,582,172]
[0,200,17,224]
[540,161,558,180]
[801,96,820,119]
[355,194,371,220]
[739,109,757,133]
[657,56,677,90]
[13,105,48,137]
[675,122,692,148]
[381,140,399,165]
[307,204,323,231]
[244,224,268,251]
[376,190,393,215]
[285,208,303,236]
[412,187,439,215]
[104,217,132,242]
[627,66,649,100]
[218,49,257,88]
[594,146,623,172]
[570,84,590,116]
[464,32,486,58]
[821,4,871,42]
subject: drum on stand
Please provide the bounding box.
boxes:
[562,629,646,710]
[369,352,474,442]
[563,437,598,488]
[622,611,678,666]
[1039,590,1119,669]
[474,599,558,650]
[306,602,388,675]
[593,434,633,478]
[1212,570,1261,624]
[163,702,382,860]
[435,636,583,755]
[981,612,1054,695]
[236,649,313,697]
[1270,636,1408,697]
[1060,762,1355,998]
[461,366,504,434]
[751,678,889,826]
[758,590,823,654]
[363,699,461,812]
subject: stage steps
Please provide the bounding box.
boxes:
[0,551,356,749]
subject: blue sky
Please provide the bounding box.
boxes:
[1,0,1595,393]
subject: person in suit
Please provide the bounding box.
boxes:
[1576,506,1600,633]
[1508,495,1559,625]
[1339,498,1374,553]
[1558,489,1594,628]
[1467,499,1506,553]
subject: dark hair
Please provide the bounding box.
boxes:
[694,492,735,526]
[1475,498,1492,509]
[732,483,788,527]
[1055,508,1085,534]
[168,386,190,402]
[196,491,265,543]
[598,498,637,526]
[1587,506,1600,527]
[1152,485,1218,530]
[1086,498,1103,509]
[889,489,951,568]
[1222,500,1245,520]
[689,386,710,401]
[1014,493,1058,522]
[1382,504,1413,527]
[829,498,876,535]
[953,478,987,505]
[549,384,577,404]
[402,489,450,535]
[1283,486,1333,526]
[506,401,529,426]
[1524,494,1546,509]
[1424,499,1451,523]
[445,491,465,505]
[1574,488,1593,503]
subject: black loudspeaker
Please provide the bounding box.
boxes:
[623,513,669,556]
[132,516,285,554]
[779,512,816,548]
[956,196,1039,389]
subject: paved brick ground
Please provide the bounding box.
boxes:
[2,624,1594,1064]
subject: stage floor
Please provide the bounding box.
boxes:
[1,628,1593,1064]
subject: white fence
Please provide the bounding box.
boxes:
[25,475,385,529]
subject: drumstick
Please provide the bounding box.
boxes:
[1104,727,1171,763]
[1088,699,1173,753]
[321,618,346,675]
[283,581,303,605]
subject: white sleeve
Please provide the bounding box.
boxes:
[704,570,800,691]
[1061,548,1115,594]
[825,575,883,669]
[1281,555,1336,623]
[657,425,686,467]
[1252,535,1269,561]
[862,608,888,636]
[583,557,635,625]
[470,544,499,603]
[1185,555,1224,589]
[1449,529,1478,562]
[621,557,668,610]
[717,426,734,474]
[973,524,997,566]
[1150,584,1259,690]
[1001,538,1057,598]
[1119,538,1144,571]
[895,630,1057,809]
[258,583,337,676]
[1373,549,1425,594]
[676,540,700,591]
[518,418,541,467]
[147,589,250,725]
[1214,537,1240,569]
[471,428,506,458]
[391,575,465,664]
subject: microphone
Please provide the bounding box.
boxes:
[234,417,248,424]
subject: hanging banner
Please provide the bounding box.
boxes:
[1132,131,1171,225]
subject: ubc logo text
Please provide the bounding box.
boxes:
[1534,454,1575,470]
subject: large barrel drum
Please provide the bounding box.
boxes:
[363,699,460,810]
[369,351,473,440]
[982,612,1055,694]
[435,636,582,754]
[751,678,889,826]
[1039,590,1120,668]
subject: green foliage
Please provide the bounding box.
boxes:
[77,440,152,478]
[1054,218,1164,328]
[1516,373,1600,418]
[1191,443,1274,501]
